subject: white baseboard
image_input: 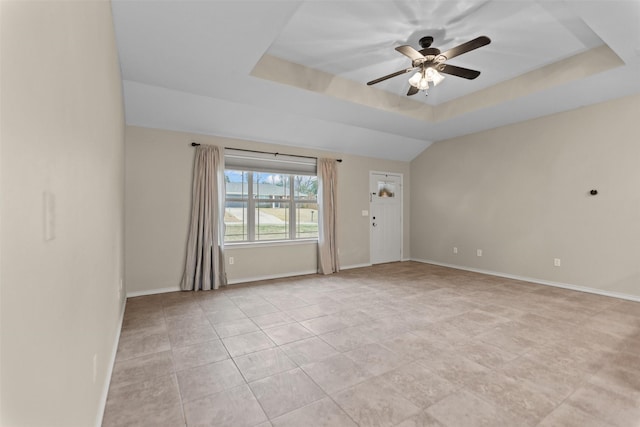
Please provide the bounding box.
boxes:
[127,286,181,298]
[227,270,318,285]
[412,258,640,303]
[340,263,372,270]
[95,298,126,427]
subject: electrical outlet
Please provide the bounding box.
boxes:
[554,258,561,267]
[229,257,234,265]
[453,247,458,254]
[477,249,483,257]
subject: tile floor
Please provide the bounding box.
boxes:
[103,262,640,427]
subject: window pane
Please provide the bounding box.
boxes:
[224,202,247,242]
[255,204,289,241]
[294,175,318,200]
[296,202,318,239]
[377,181,395,198]
[254,173,289,200]
[225,170,248,198]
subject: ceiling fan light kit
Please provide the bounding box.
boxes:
[367,35,491,97]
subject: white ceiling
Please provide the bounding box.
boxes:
[111,1,640,161]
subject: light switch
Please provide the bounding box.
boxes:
[362,210,369,217]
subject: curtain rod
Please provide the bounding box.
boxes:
[190,142,342,163]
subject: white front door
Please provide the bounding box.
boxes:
[370,172,402,264]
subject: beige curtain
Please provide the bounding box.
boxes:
[181,145,227,291]
[317,158,339,274]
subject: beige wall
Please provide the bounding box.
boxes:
[1,2,125,426]
[125,125,410,294]
[411,94,640,298]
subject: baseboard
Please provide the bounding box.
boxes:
[340,263,372,270]
[95,298,126,427]
[227,270,318,285]
[412,258,640,303]
[127,286,181,298]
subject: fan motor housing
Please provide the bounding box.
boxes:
[419,36,434,48]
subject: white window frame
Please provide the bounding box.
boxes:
[224,169,318,244]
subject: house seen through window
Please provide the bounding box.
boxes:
[224,170,318,242]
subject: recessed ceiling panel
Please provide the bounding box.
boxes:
[268,0,603,105]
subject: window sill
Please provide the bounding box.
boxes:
[224,239,318,249]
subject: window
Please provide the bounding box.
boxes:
[223,150,318,243]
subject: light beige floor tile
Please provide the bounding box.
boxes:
[167,322,218,349]
[583,315,640,339]
[499,353,587,403]
[213,317,260,338]
[122,310,165,331]
[287,304,333,321]
[116,326,171,361]
[319,326,375,352]
[222,330,275,357]
[380,331,442,358]
[265,295,310,310]
[176,358,245,402]
[353,317,410,341]
[607,300,640,318]
[473,304,528,321]
[475,323,541,355]
[589,352,640,399]
[183,384,268,427]
[263,323,314,345]
[379,362,458,409]
[103,374,184,427]
[395,410,445,427]
[251,311,296,329]
[425,389,520,427]
[537,403,616,427]
[566,382,640,427]
[332,376,421,427]
[465,371,557,424]
[411,323,469,346]
[333,309,374,327]
[280,336,339,365]
[453,339,519,369]
[171,339,229,371]
[163,302,204,319]
[249,368,326,419]
[415,353,490,387]
[234,347,297,382]
[110,350,174,389]
[270,397,356,427]
[300,315,349,335]
[198,296,236,312]
[240,302,280,317]
[164,311,210,330]
[344,342,411,376]
[444,307,504,327]
[107,262,639,427]
[302,354,373,394]
[204,307,248,323]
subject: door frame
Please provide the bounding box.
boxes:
[369,170,404,265]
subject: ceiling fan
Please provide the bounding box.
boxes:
[367,35,491,96]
